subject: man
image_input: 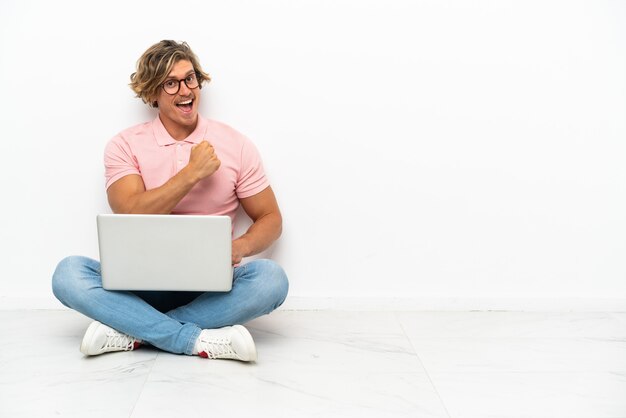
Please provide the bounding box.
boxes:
[52,40,288,362]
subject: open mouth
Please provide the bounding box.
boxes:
[176,98,194,113]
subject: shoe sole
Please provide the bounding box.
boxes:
[232,325,258,362]
[80,321,103,355]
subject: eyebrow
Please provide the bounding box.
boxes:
[165,69,195,81]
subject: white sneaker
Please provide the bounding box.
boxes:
[80,321,141,356]
[194,325,257,362]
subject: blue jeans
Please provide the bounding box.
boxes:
[52,256,288,355]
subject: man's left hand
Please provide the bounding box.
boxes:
[231,239,248,265]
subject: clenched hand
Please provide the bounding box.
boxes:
[186,141,221,181]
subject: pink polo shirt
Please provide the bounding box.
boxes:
[104,115,269,223]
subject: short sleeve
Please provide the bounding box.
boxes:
[236,137,270,198]
[104,136,141,190]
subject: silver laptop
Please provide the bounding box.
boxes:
[97,214,233,291]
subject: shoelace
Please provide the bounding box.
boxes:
[103,329,136,351]
[198,336,236,359]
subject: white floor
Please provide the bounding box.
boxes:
[0,310,625,418]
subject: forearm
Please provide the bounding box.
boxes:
[113,167,199,214]
[233,212,282,258]
[110,141,221,214]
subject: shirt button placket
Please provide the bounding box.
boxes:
[176,143,184,172]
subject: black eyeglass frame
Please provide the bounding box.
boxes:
[160,72,201,95]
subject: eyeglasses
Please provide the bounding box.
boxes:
[161,73,200,95]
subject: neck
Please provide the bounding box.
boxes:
[159,114,198,141]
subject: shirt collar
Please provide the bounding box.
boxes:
[152,114,207,146]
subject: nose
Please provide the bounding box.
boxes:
[178,79,192,96]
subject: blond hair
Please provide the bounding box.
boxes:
[130,40,211,108]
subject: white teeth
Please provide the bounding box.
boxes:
[177,99,192,105]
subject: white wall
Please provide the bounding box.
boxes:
[0,0,624,310]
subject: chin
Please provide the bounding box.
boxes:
[181,114,197,125]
